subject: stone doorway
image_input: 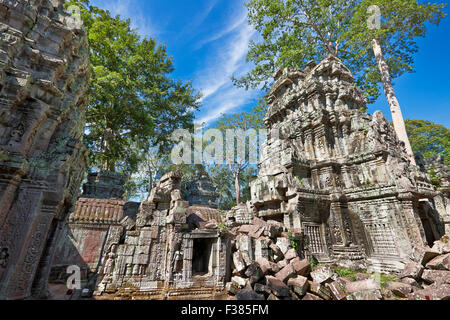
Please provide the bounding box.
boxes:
[192,238,214,276]
[418,201,440,247]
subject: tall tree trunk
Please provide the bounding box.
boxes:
[234,171,241,205]
[372,37,416,165]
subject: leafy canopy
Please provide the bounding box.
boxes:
[234,0,446,103]
[405,119,450,165]
[66,0,200,179]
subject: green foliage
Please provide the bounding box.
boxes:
[288,232,300,251]
[66,0,200,186]
[309,258,321,271]
[405,119,450,165]
[235,0,446,104]
[212,105,266,207]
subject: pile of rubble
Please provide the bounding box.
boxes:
[394,236,450,300]
[226,219,450,300]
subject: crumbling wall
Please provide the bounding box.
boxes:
[95,171,231,299]
[0,0,90,299]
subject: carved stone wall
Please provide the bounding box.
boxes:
[95,171,231,299]
[231,55,443,273]
[0,0,90,299]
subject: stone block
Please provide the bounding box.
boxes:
[290,258,310,276]
[386,282,413,298]
[421,270,450,285]
[310,266,334,284]
[284,249,298,261]
[400,261,424,280]
[302,293,323,300]
[231,276,247,289]
[326,281,347,300]
[344,278,381,294]
[425,253,450,271]
[233,251,247,274]
[275,264,296,283]
[266,276,291,297]
[309,281,332,300]
[236,290,265,300]
[287,276,309,297]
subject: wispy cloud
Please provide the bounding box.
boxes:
[196,23,255,101]
[195,9,248,49]
[91,0,162,37]
[194,11,259,125]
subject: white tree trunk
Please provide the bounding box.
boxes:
[372,38,416,165]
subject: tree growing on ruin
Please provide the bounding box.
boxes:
[234,0,446,164]
[66,0,200,180]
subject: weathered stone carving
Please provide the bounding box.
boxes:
[227,55,444,273]
[94,171,231,299]
[0,0,90,299]
[182,171,218,208]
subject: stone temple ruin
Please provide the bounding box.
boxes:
[0,1,449,301]
[94,171,231,299]
[74,55,447,299]
[0,0,90,299]
[237,55,444,273]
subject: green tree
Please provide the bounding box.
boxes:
[66,0,200,180]
[348,0,446,164]
[214,105,266,205]
[405,119,450,165]
[234,0,445,163]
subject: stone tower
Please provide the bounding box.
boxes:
[247,55,442,272]
[0,0,90,299]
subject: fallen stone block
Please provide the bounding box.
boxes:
[418,248,440,266]
[276,237,290,255]
[401,277,422,288]
[400,261,424,280]
[233,251,247,274]
[309,281,332,300]
[386,282,413,298]
[344,278,381,294]
[346,289,382,300]
[326,281,347,300]
[284,249,298,261]
[236,290,265,301]
[302,293,324,300]
[425,253,450,271]
[266,276,291,298]
[256,257,280,275]
[409,283,450,300]
[287,276,309,297]
[290,258,311,276]
[310,266,334,284]
[245,262,265,285]
[277,259,288,269]
[226,282,240,295]
[275,264,296,283]
[232,276,247,289]
[270,243,284,262]
[421,269,450,285]
[431,237,450,254]
[254,283,271,295]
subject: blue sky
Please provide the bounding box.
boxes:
[90,0,449,128]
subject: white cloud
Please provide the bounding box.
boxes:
[196,22,255,102]
[91,0,161,37]
[194,15,259,125]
